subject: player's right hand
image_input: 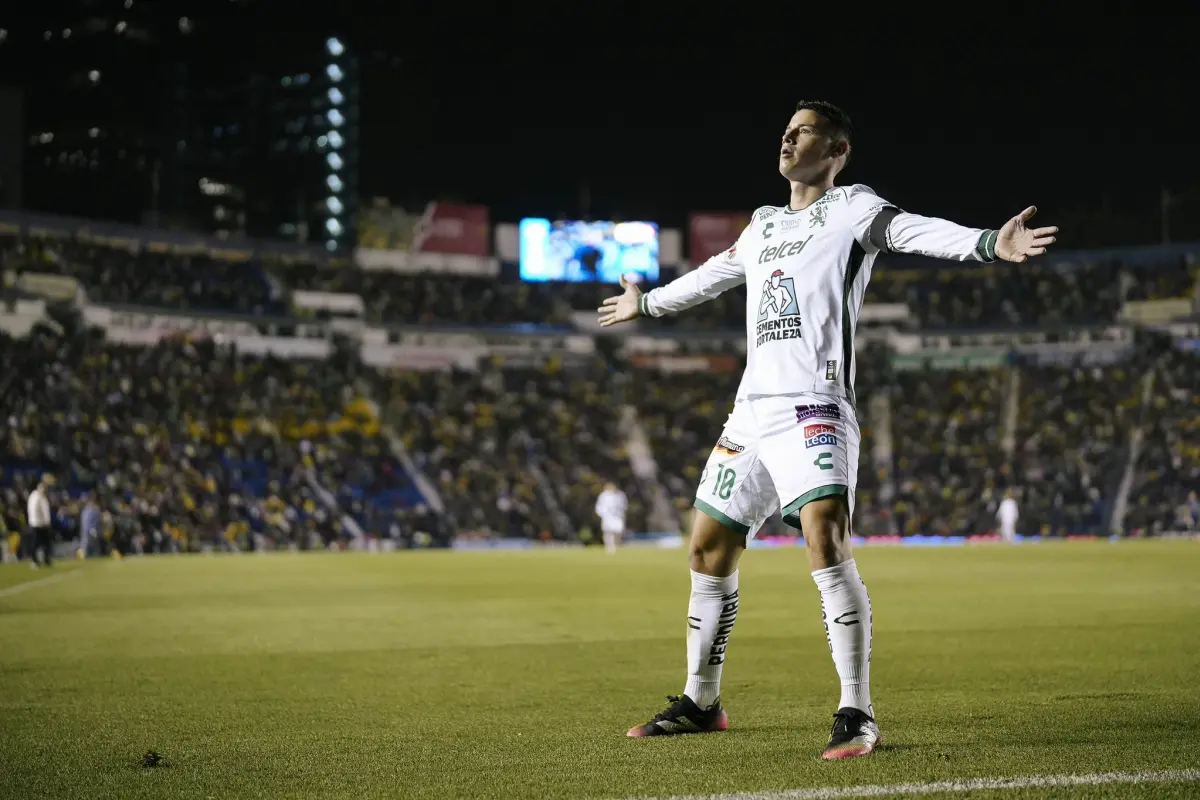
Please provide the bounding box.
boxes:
[597,275,642,327]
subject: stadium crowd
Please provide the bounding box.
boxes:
[184,246,1198,332]
[1125,349,1200,534]
[888,367,1009,537]
[0,324,445,557]
[1,222,1198,561]
[2,231,284,315]
[1013,363,1141,536]
[371,358,651,543]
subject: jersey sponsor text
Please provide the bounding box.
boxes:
[715,436,745,456]
[805,432,838,448]
[796,403,841,422]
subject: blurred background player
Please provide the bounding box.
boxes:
[594,482,628,554]
[26,474,54,569]
[997,490,1019,543]
[78,494,101,559]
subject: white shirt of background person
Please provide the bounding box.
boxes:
[595,483,627,555]
[996,494,1019,543]
[27,483,51,528]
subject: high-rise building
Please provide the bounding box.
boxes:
[0,85,23,210]
[0,2,189,223]
[0,3,360,251]
[169,36,360,250]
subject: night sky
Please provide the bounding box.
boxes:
[343,9,1199,243]
[6,4,1198,246]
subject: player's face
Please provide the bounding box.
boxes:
[778,109,846,180]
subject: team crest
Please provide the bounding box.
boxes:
[810,200,829,228]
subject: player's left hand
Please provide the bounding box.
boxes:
[995,206,1058,263]
[597,275,642,327]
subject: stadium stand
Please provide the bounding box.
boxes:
[371,358,650,541]
[281,266,562,326]
[1125,348,1200,534]
[888,367,1009,536]
[0,324,443,555]
[2,231,285,315]
[631,368,742,521]
[1014,363,1141,536]
[2,210,1199,558]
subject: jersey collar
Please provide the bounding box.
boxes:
[784,187,837,214]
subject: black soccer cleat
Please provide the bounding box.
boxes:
[822,706,881,759]
[626,695,729,737]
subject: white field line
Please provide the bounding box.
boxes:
[0,567,83,599]
[627,769,1200,800]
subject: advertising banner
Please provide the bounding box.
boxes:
[687,211,752,265]
[291,290,365,317]
[1013,341,1137,366]
[416,202,490,256]
[860,303,911,324]
[629,354,741,373]
[15,272,84,304]
[360,344,481,372]
[83,304,330,350]
[890,348,1010,371]
[1120,298,1193,324]
[357,200,490,256]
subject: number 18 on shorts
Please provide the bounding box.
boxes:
[693,398,858,537]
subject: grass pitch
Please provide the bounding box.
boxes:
[1,541,1198,799]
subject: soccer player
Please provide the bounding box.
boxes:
[598,100,1056,757]
[594,482,628,554]
[996,490,1019,543]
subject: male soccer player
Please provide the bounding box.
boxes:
[595,482,628,554]
[599,100,1056,758]
[996,490,1019,543]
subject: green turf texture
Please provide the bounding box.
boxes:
[1,541,1197,800]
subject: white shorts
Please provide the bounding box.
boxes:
[600,517,625,535]
[693,394,859,539]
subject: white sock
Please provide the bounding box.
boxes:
[811,559,873,717]
[683,570,739,709]
[603,532,616,554]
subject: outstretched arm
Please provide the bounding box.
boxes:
[881,206,1057,263]
[598,228,749,327]
[848,186,1057,263]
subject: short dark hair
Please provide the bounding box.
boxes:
[794,100,853,145]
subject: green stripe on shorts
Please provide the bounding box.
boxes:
[781,484,848,519]
[694,499,751,535]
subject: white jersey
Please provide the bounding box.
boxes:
[997,497,1019,525]
[641,185,999,403]
[595,489,627,521]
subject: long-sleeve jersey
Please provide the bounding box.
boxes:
[639,185,999,404]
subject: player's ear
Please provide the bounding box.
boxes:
[831,139,850,160]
